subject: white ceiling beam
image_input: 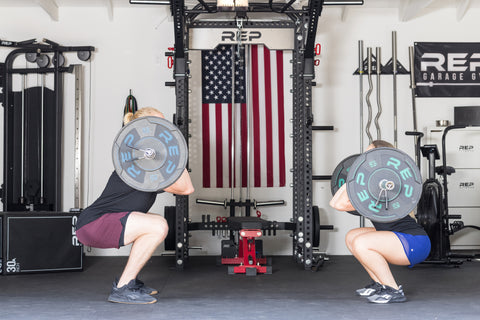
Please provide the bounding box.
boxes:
[35,0,59,21]
[105,0,114,21]
[399,0,436,22]
[456,0,471,22]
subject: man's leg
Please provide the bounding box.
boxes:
[117,212,168,287]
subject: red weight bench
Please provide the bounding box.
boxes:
[221,216,272,276]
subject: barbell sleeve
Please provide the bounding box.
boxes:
[196,199,227,207]
[255,200,285,208]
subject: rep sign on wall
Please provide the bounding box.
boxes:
[415,42,480,97]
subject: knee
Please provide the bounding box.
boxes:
[351,236,371,254]
[149,215,169,241]
[345,230,357,249]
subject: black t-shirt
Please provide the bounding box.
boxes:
[372,214,427,236]
[76,171,158,230]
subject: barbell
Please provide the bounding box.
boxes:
[112,116,188,192]
[331,147,422,223]
[112,117,422,223]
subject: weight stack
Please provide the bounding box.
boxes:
[1,212,83,275]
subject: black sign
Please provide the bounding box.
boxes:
[414,42,480,97]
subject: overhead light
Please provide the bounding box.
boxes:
[129,0,170,4]
[217,0,248,11]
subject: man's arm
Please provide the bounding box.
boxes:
[163,169,194,195]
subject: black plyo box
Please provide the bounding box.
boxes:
[454,106,480,126]
[1,212,83,275]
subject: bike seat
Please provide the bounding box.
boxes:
[420,144,440,160]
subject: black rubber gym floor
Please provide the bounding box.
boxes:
[1,255,480,320]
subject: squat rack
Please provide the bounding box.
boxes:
[132,0,363,270]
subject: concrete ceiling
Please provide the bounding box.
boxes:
[0,0,476,22]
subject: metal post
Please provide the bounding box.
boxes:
[73,65,83,209]
[358,40,364,152]
[409,46,417,132]
[374,47,382,140]
[245,45,251,204]
[20,74,26,205]
[409,46,419,165]
[365,47,373,145]
[392,31,398,148]
[40,73,45,204]
[358,40,365,228]
[230,45,236,203]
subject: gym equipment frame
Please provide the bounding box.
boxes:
[129,0,363,271]
[1,39,94,212]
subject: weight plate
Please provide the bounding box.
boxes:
[25,52,38,63]
[416,183,440,234]
[164,206,176,251]
[36,54,50,68]
[112,116,188,192]
[346,147,422,223]
[331,154,361,216]
[77,50,91,61]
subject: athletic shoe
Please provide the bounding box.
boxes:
[356,281,383,297]
[114,277,158,295]
[133,278,158,295]
[108,279,157,304]
[367,285,407,304]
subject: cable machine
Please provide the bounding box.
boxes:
[0,39,94,212]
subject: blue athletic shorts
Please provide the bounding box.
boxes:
[393,232,431,267]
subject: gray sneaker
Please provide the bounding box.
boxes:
[356,281,383,297]
[114,278,158,295]
[133,278,158,295]
[108,279,157,304]
[368,285,407,304]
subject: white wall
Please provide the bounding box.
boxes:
[1,4,480,257]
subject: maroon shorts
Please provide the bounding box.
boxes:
[76,212,131,249]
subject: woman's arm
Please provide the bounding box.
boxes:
[329,183,355,212]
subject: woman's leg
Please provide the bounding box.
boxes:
[350,231,410,289]
[345,227,375,252]
[345,227,382,283]
[117,212,168,287]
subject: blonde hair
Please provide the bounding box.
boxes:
[371,139,394,149]
[123,107,164,125]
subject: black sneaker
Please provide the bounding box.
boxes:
[114,278,158,295]
[108,279,157,304]
[356,281,383,297]
[368,285,407,304]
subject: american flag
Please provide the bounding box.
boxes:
[201,44,286,188]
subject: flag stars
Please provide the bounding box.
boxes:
[202,45,246,104]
